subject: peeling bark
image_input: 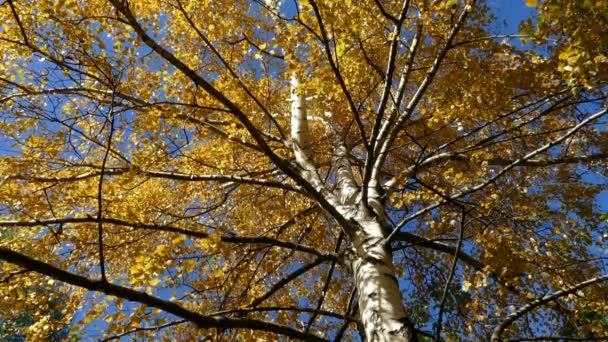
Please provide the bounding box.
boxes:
[347,217,417,342]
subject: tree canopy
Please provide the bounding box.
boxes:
[0,0,607,340]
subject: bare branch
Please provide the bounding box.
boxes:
[488,152,608,167]
[371,4,473,184]
[248,256,329,308]
[435,208,466,341]
[100,320,187,341]
[362,0,412,209]
[384,151,608,189]
[96,86,117,283]
[304,233,343,334]
[372,0,399,23]
[209,305,357,322]
[394,230,521,296]
[174,0,286,140]
[388,106,608,241]
[491,274,608,342]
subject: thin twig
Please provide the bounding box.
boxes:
[0,246,328,342]
[7,0,28,45]
[306,0,369,151]
[435,207,467,341]
[304,233,343,335]
[100,320,187,341]
[96,86,117,282]
[491,274,608,341]
[387,106,608,242]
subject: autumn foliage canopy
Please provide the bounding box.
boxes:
[0,0,607,340]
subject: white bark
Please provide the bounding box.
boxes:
[289,76,334,200]
[334,151,414,340]
[289,75,415,341]
[334,143,359,205]
[347,217,415,341]
[290,75,310,159]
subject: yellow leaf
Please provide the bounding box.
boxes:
[171,235,186,244]
[154,244,169,256]
[130,264,142,275]
[525,0,537,7]
[184,259,197,272]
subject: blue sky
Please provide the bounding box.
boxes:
[490,0,535,32]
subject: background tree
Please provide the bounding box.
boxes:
[0,0,607,340]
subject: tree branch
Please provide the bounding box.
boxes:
[491,274,608,342]
[384,151,608,189]
[8,167,301,192]
[174,0,286,140]
[435,208,466,341]
[488,152,608,167]
[362,0,411,209]
[372,0,399,23]
[306,0,369,150]
[100,320,187,341]
[96,86,117,283]
[393,232,521,294]
[7,0,28,45]
[107,0,354,234]
[371,3,473,186]
[0,246,329,342]
[0,216,335,259]
[388,106,608,241]
[248,256,328,308]
[304,233,343,335]
[209,305,357,322]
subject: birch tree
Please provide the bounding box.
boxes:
[1,0,607,340]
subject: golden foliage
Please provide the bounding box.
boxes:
[0,0,606,340]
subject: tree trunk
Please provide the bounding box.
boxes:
[345,214,417,341]
[289,76,415,341]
